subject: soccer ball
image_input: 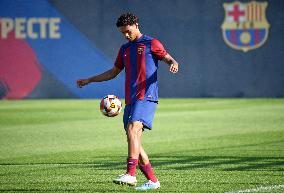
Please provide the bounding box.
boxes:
[100,95,122,117]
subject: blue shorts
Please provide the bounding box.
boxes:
[123,100,157,130]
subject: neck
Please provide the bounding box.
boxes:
[134,32,143,41]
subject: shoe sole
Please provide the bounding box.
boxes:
[135,186,161,190]
[113,180,137,186]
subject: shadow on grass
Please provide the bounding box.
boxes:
[0,155,283,172]
[0,188,120,192]
[151,155,284,171]
[0,140,283,172]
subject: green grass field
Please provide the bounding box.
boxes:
[0,99,283,193]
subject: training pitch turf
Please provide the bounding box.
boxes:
[0,99,283,193]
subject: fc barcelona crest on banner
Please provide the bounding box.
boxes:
[221,1,270,52]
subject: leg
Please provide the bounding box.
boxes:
[139,145,150,165]
[124,121,143,177]
[138,128,149,165]
[135,129,160,190]
[127,121,143,159]
[137,128,158,183]
[112,122,142,185]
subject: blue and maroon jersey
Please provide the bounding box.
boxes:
[114,35,167,105]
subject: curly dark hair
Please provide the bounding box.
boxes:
[116,12,139,27]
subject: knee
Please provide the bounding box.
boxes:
[127,122,142,137]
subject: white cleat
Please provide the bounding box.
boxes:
[113,174,137,186]
[135,180,160,191]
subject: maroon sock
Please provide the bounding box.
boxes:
[139,163,158,182]
[126,157,138,176]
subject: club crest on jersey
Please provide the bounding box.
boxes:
[137,47,144,55]
[221,1,270,52]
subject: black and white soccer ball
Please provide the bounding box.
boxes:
[100,95,122,117]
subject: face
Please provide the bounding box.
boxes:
[119,24,139,41]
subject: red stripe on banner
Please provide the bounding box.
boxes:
[0,29,42,99]
[136,44,146,100]
[124,47,131,105]
[231,30,237,45]
[254,29,260,44]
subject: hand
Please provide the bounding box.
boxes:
[169,63,178,74]
[162,54,179,74]
[77,79,90,88]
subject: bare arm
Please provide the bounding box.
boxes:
[77,66,122,88]
[162,54,179,73]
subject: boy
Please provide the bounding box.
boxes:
[77,12,178,190]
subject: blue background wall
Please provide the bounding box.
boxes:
[1,0,284,99]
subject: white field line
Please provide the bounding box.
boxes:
[224,185,284,193]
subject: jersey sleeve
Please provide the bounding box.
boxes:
[151,39,168,60]
[114,47,124,70]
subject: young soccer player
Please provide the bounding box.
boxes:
[77,12,178,190]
